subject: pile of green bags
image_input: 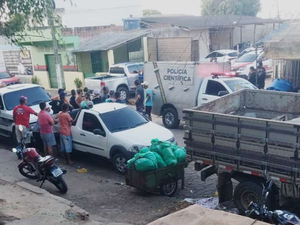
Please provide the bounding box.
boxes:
[127,139,186,172]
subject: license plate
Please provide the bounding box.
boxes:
[51,167,63,178]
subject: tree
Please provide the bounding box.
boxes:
[0,0,60,44]
[201,0,261,17]
[143,9,162,16]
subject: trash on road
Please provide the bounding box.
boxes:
[77,168,87,173]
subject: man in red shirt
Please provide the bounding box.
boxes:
[13,96,37,144]
[38,102,56,156]
[59,103,74,165]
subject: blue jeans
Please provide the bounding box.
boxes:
[60,135,73,153]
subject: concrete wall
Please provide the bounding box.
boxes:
[64,71,85,91]
[35,71,51,90]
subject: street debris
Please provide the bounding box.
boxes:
[77,168,87,173]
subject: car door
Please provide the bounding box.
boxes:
[0,95,13,136]
[73,112,107,157]
[197,79,228,106]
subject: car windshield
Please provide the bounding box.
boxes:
[236,53,257,62]
[100,107,148,133]
[228,52,238,57]
[0,72,11,79]
[3,87,51,110]
[224,79,258,92]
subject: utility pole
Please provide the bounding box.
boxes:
[50,0,63,89]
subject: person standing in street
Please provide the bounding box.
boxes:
[92,89,102,105]
[13,96,37,144]
[133,80,144,113]
[257,65,266,90]
[101,86,109,103]
[115,92,126,104]
[142,81,153,121]
[75,88,83,107]
[106,90,116,103]
[70,89,79,109]
[38,102,56,156]
[59,103,74,165]
[248,67,258,87]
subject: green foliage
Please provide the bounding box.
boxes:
[0,0,64,44]
[31,76,39,85]
[143,9,162,16]
[74,78,83,89]
[201,0,261,17]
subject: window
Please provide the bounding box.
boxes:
[236,53,257,63]
[228,52,238,57]
[0,96,3,110]
[216,53,224,57]
[100,107,148,133]
[82,113,104,133]
[205,52,217,58]
[205,80,227,96]
[3,87,51,110]
[128,65,139,74]
[109,67,125,74]
[224,80,257,92]
[0,72,11,79]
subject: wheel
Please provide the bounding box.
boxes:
[117,87,129,101]
[51,175,68,194]
[19,163,39,179]
[160,179,178,197]
[113,153,128,174]
[162,108,179,129]
[234,181,265,215]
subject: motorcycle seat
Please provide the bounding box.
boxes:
[38,156,53,164]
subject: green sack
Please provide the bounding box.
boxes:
[143,152,158,169]
[140,148,150,154]
[161,146,178,166]
[150,139,163,155]
[127,153,139,169]
[153,152,166,168]
[173,148,186,162]
[135,158,156,172]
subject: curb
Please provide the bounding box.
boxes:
[0,173,93,223]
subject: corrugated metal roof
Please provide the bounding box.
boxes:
[265,22,300,60]
[141,15,280,30]
[74,30,149,53]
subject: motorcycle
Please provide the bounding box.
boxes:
[246,178,300,225]
[12,125,68,193]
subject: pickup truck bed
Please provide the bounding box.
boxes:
[184,90,300,185]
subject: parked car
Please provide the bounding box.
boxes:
[85,62,144,100]
[0,71,20,86]
[231,50,273,79]
[200,50,238,63]
[0,84,51,140]
[144,61,257,129]
[71,103,175,174]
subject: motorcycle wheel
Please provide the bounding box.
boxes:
[19,164,39,179]
[51,175,68,194]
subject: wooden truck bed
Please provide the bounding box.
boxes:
[183,89,300,185]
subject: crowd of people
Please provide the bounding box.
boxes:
[248,62,267,89]
[12,79,153,165]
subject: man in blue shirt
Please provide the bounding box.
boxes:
[142,81,153,121]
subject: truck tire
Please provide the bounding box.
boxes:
[162,108,180,129]
[117,87,129,101]
[234,181,266,215]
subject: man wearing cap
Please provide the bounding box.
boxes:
[13,96,37,144]
[92,89,102,105]
[52,88,69,105]
[142,81,153,121]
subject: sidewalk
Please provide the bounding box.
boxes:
[0,174,101,225]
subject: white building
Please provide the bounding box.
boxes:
[54,0,143,28]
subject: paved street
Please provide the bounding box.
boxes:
[0,115,217,225]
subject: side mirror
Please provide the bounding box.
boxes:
[218,90,229,97]
[93,129,105,137]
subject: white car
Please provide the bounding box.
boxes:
[231,50,273,79]
[0,84,51,140]
[200,50,238,63]
[71,103,175,173]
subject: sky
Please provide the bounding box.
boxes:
[141,0,300,19]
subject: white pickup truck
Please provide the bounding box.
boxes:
[0,84,51,140]
[144,61,257,129]
[85,62,143,100]
[70,103,175,173]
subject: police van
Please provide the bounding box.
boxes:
[144,61,257,129]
